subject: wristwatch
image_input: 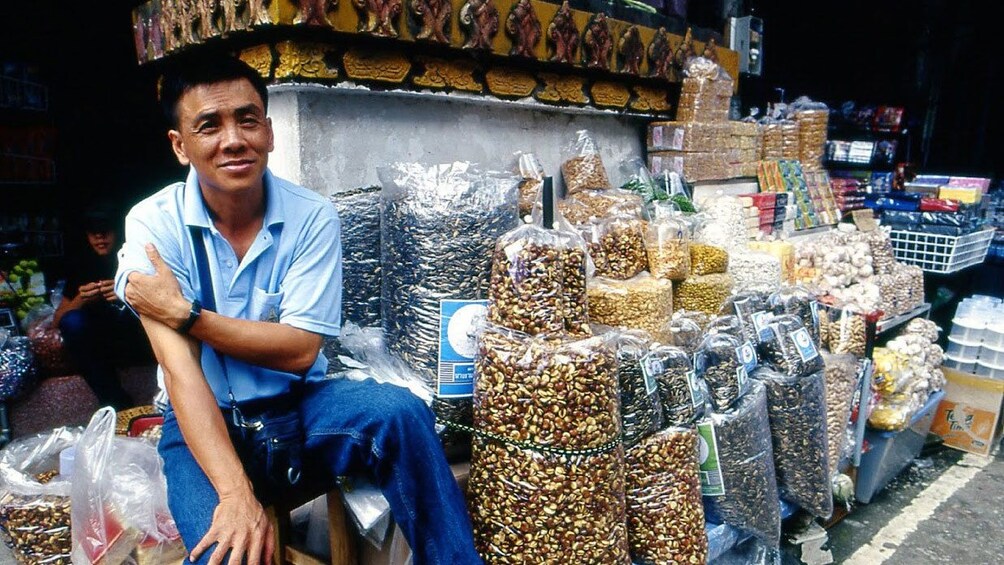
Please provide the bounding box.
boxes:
[179,299,202,334]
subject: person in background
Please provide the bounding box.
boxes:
[53,208,145,410]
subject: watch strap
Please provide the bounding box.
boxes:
[179,299,202,334]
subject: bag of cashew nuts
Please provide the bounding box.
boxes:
[757,314,825,379]
[821,352,860,475]
[647,344,706,426]
[587,273,673,342]
[614,331,665,448]
[560,129,613,196]
[644,213,691,280]
[0,426,81,565]
[695,333,755,412]
[698,380,782,546]
[625,426,708,565]
[471,327,630,563]
[753,367,833,519]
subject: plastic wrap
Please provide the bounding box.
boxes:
[769,286,820,347]
[647,345,704,426]
[515,152,545,218]
[754,368,832,518]
[588,274,673,342]
[644,215,691,280]
[779,121,800,160]
[615,332,664,448]
[647,121,729,152]
[0,336,38,401]
[721,291,770,345]
[791,99,829,170]
[625,427,707,565]
[664,315,704,353]
[673,273,734,315]
[826,308,868,356]
[557,188,644,225]
[0,427,80,565]
[71,408,185,565]
[693,196,748,250]
[757,315,824,378]
[336,322,434,404]
[866,229,897,276]
[589,215,649,280]
[706,315,742,339]
[330,187,382,327]
[728,250,782,294]
[822,352,859,475]
[760,120,783,160]
[676,58,733,123]
[471,328,628,563]
[561,130,612,195]
[24,306,73,378]
[696,333,751,412]
[690,243,728,275]
[699,381,781,546]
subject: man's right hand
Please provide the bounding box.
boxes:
[189,484,275,565]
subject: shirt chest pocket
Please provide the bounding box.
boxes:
[250,287,283,323]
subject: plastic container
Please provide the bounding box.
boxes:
[979,344,1004,366]
[975,360,1004,380]
[950,317,987,343]
[946,337,982,360]
[943,354,977,374]
[856,390,945,504]
[983,323,1004,349]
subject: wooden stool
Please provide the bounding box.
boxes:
[268,489,356,565]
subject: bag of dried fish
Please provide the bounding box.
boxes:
[753,367,833,518]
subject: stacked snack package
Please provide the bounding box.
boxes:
[470,328,629,563]
[379,162,520,453]
[330,187,382,327]
[780,120,800,160]
[698,380,781,546]
[588,274,673,342]
[760,119,783,160]
[790,97,830,171]
[676,58,733,123]
[625,343,708,564]
[515,152,545,218]
[561,130,612,196]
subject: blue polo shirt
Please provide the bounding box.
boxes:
[115,167,342,405]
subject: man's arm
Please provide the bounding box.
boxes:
[140,315,274,565]
[126,244,321,374]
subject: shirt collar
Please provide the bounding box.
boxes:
[182,166,285,229]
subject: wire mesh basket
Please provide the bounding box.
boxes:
[888,228,994,273]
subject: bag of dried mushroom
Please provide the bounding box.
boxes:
[471,327,629,564]
[698,380,781,546]
[0,427,81,565]
[561,129,612,196]
[753,367,833,519]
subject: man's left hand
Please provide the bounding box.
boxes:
[126,244,190,330]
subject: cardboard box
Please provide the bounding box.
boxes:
[931,368,1004,456]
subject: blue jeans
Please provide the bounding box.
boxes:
[158,377,482,565]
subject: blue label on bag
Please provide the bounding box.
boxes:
[736,341,758,375]
[791,327,819,362]
[438,300,487,398]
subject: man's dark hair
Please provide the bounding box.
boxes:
[158,53,269,128]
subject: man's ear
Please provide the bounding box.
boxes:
[167,130,191,166]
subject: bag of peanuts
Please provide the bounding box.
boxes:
[756,314,825,379]
[587,273,673,342]
[644,212,691,280]
[698,380,781,546]
[561,129,612,196]
[514,151,546,218]
[588,214,649,280]
[695,333,755,412]
[625,427,708,565]
[24,306,74,378]
[673,272,734,315]
[471,327,630,563]
[614,331,665,447]
[821,352,861,475]
[753,367,833,519]
[0,426,81,565]
[826,307,868,357]
[690,243,729,275]
[647,344,706,426]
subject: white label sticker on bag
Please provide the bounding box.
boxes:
[791,327,820,362]
[437,299,487,398]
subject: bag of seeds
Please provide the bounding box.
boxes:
[515,151,545,218]
[757,315,825,378]
[728,249,782,294]
[472,327,629,563]
[0,426,81,565]
[695,333,755,412]
[330,187,382,328]
[690,243,729,275]
[706,315,743,339]
[753,368,832,518]
[591,214,649,280]
[615,331,664,448]
[625,427,708,565]
[698,380,781,546]
[561,129,612,196]
[821,352,860,475]
[647,344,706,426]
[768,286,821,347]
[588,273,673,342]
[674,272,734,315]
[721,290,771,345]
[0,336,39,402]
[644,212,691,280]
[663,315,704,354]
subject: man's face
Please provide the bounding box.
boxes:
[87,230,115,256]
[167,78,274,198]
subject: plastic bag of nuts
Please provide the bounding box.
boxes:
[690,243,729,275]
[698,380,781,546]
[753,367,833,519]
[757,315,825,379]
[728,249,782,295]
[664,315,704,354]
[695,333,753,412]
[556,188,644,225]
[827,308,867,357]
[673,273,734,315]
[591,215,649,280]
[721,290,771,345]
[768,286,821,347]
[487,225,571,335]
[646,344,705,426]
[561,130,612,196]
[588,274,673,342]
[515,151,545,218]
[625,427,708,565]
[644,215,691,280]
[822,352,860,475]
[706,315,743,339]
[0,427,81,565]
[615,331,664,448]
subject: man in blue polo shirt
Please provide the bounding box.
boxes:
[116,55,480,565]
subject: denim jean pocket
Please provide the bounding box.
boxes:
[249,410,304,488]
